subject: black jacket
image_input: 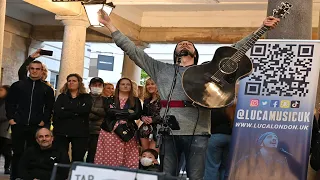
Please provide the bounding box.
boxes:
[139,163,160,172]
[53,92,92,137]
[19,145,70,180]
[18,56,34,81]
[211,108,232,135]
[0,99,10,139]
[101,96,142,132]
[89,94,106,134]
[5,78,55,126]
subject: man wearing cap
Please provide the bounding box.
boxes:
[232,132,291,180]
[98,11,280,179]
[86,77,107,163]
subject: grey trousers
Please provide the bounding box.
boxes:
[162,135,209,180]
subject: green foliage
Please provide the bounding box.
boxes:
[140,69,149,85]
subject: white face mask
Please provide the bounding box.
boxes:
[91,87,103,95]
[140,157,153,167]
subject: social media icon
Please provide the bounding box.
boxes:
[280,100,291,108]
[250,99,259,107]
[261,100,269,106]
[291,100,300,108]
[270,100,279,108]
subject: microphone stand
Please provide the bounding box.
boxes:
[156,56,181,171]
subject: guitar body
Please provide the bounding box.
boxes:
[182,46,253,108]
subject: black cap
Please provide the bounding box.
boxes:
[89,77,104,86]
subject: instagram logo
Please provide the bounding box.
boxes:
[250,99,259,107]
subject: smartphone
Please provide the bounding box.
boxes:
[40,50,53,56]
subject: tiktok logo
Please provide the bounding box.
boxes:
[291,100,300,108]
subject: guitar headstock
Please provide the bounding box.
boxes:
[272,2,293,19]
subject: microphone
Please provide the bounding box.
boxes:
[279,148,293,156]
[176,50,190,64]
[177,50,190,57]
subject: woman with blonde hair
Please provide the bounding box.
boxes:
[102,83,114,97]
[95,77,142,168]
[53,73,92,162]
[138,78,161,151]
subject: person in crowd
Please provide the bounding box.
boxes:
[87,77,107,163]
[95,77,142,169]
[139,78,161,151]
[139,148,160,172]
[97,10,280,179]
[19,128,70,180]
[131,81,139,98]
[53,73,92,162]
[0,85,12,174]
[6,60,55,180]
[102,83,114,97]
[138,85,144,100]
[204,83,237,180]
[204,106,234,180]
[18,49,51,86]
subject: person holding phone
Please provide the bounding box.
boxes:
[18,49,53,86]
[6,60,55,180]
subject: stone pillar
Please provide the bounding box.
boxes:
[122,54,142,85]
[266,0,312,39]
[0,0,6,84]
[55,15,89,95]
[266,1,315,180]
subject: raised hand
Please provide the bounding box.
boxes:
[98,9,111,26]
[30,49,42,59]
[263,16,280,29]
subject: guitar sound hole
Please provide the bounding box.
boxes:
[219,58,238,74]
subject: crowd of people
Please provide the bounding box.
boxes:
[2,54,164,179]
[0,10,282,180]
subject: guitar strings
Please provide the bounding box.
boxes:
[210,26,268,81]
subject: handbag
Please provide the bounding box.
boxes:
[114,121,136,142]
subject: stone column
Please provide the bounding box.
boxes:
[121,44,148,85]
[266,0,312,39]
[122,54,142,84]
[0,0,6,84]
[266,1,315,180]
[55,15,89,95]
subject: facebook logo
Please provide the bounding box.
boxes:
[270,100,279,108]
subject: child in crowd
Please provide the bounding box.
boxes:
[139,149,160,172]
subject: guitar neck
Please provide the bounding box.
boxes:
[231,26,270,62]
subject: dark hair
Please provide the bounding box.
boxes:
[0,85,10,99]
[114,77,135,108]
[0,85,10,92]
[142,149,158,159]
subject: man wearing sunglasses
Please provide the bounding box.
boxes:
[6,60,55,180]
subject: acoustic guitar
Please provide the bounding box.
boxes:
[182,2,292,109]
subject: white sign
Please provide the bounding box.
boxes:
[70,165,158,180]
